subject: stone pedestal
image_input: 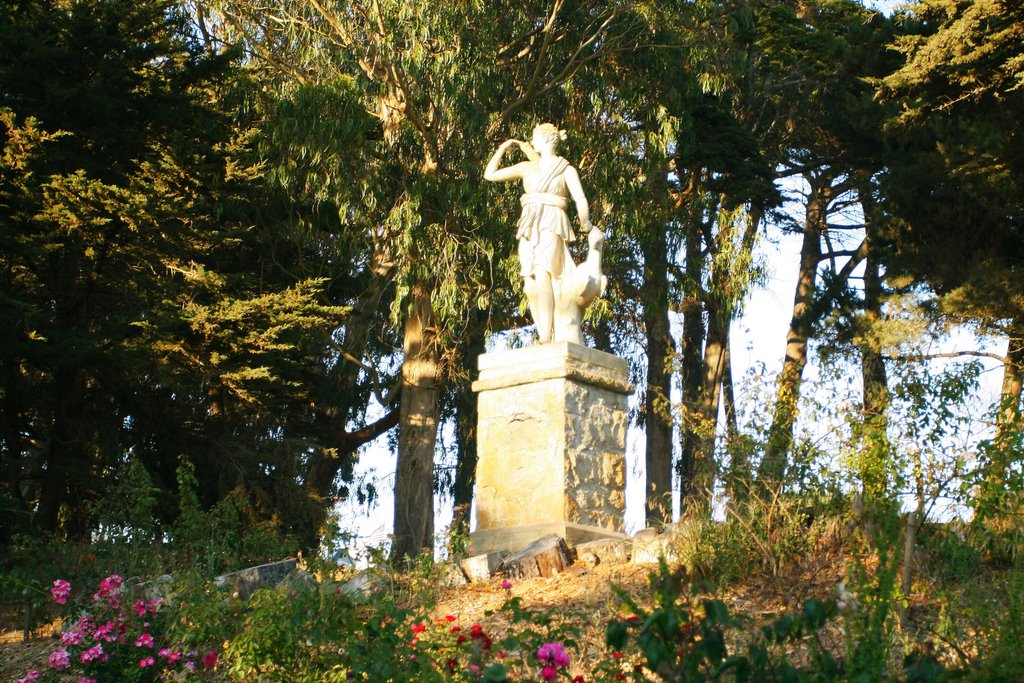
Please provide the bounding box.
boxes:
[470,342,632,555]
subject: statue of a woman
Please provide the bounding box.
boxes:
[484,123,603,345]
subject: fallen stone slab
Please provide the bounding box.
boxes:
[439,561,469,587]
[630,529,671,564]
[125,574,174,604]
[573,538,629,567]
[336,569,379,599]
[215,558,298,600]
[498,534,575,579]
[461,551,507,582]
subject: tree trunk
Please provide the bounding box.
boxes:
[857,182,891,499]
[643,230,674,527]
[451,311,487,541]
[306,254,396,499]
[996,320,1024,441]
[1,356,26,511]
[760,174,828,485]
[692,205,759,506]
[696,313,728,468]
[36,366,81,534]
[393,281,441,563]
[678,226,706,511]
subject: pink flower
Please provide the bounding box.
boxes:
[541,664,558,681]
[139,656,156,668]
[133,600,147,617]
[49,649,71,670]
[77,678,97,683]
[81,644,105,663]
[147,599,162,614]
[202,651,219,668]
[61,630,83,645]
[93,621,117,642]
[135,633,154,648]
[17,669,40,682]
[501,579,512,589]
[469,663,480,673]
[159,647,182,663]
[99,574,123,591]
[185,661,196,672]
[51,579,71,605]
[93,574,123,601]
[537,642,570,668]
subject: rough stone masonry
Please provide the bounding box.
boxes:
[470,341,632,555]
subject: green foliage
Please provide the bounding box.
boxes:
[968,424,1024,564]
[170,460,299,577]
[164,563,579,682]
[604,559,844,682]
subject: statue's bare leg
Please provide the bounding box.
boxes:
[523,275,538,326]
[532,271,554,343]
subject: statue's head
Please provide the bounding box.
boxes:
[532,123,567,152]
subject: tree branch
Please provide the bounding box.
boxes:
[882,350,1008,364]
[340,406,400,450]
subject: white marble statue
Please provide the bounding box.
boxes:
[484,123,606,345]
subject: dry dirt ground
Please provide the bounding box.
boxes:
[424,552,850,678]
[1,553,850,681]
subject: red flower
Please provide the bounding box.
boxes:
[411,622,427,634]
[612,652,624,659]
[451,626,461,633]
[202,651,218,668]
[572,677,586,683]
[457,635,468,644]
[444,615,457,622]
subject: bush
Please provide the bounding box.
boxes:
[14,574,219,683]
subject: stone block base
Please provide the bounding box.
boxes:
[470,522,627,556]
[471,342,632,554]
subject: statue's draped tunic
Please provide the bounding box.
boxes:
[517,157,573,279]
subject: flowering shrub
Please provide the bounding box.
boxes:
[17,574,219,683]
[536,642,571,680]
[406,614,506,681]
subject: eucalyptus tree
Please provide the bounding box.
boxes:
[203,0,651,560]
[546,0,782,522]
[634,2,780,513]
[750,0,895,487]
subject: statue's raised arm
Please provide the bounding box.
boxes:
[485,123,606,346]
